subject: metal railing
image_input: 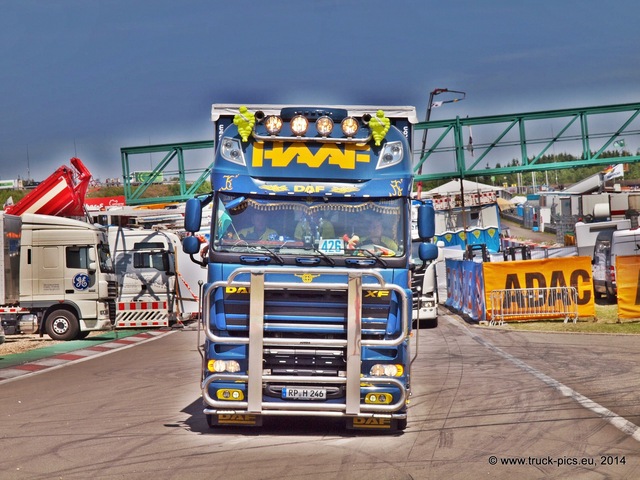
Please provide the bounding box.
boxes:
[489,286,578,325]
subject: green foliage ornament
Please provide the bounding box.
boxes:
[234,106,256,142]
[370,109,390,146]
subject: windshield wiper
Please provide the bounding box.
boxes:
[254,245,285,265]
[307,244,335,266]
[347,248,388,267]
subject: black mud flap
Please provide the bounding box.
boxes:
[346,416,398,431]
[208,413,263,427]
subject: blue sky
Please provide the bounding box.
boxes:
[1,0,639,182]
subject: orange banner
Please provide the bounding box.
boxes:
[616,255,640,319]
[483,257,595,320]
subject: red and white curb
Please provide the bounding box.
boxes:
[0,330,173,384]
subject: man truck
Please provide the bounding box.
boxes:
[0,213,117,340]
[181,104,438,431]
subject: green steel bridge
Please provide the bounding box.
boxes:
[120,102,640,205]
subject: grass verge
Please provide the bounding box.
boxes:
[499,303,640,334]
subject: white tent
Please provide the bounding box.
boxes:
[423,179,503,196]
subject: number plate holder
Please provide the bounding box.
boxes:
[282,387,327,400]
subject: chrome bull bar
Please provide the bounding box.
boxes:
[200,267,411,417]
[202,373,407,415]
[201,267,410,347]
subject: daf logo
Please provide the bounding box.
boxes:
[226,286,250,294]
[294,185,325,194]
[295,273,321,283]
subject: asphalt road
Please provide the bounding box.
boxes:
[1,315,639,479]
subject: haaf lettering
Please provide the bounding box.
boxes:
[253,142,370,169]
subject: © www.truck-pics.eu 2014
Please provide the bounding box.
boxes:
[181,104,439,431]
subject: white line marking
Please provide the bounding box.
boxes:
[0,331,176,385]
[444,315,640,443]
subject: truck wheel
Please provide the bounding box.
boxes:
[396,418,408,431]
[45,310,80,341]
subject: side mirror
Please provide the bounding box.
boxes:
[183,235,201,255]
[184,198,203,233]
[417,201,435,240]
[419,242,439,262]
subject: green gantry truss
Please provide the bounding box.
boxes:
[120,140,214,206]
[413,101,640,183]
[120,102,640,205]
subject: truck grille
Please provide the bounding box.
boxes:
[107,281,118,325]
[411,269,425,310]
[218,285,397,384]
[221,288,394,340]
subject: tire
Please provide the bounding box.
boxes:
[396,418,408,431]
[45,309,80,341]
[76,330,91,340]
[420,317,439,329]
[206,414,216,429]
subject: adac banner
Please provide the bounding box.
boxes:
[445,259,485,322]
[616,255,640,319]
[483,257,595,319]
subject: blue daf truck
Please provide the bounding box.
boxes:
[182,104,438,431]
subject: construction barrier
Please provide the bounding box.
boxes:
[116,301,170,328]
[489,286,578,325]
[483,257,595,321]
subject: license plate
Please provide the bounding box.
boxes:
[282,387,327,400]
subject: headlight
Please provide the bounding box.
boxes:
[208,359,241,373]
[264,115,283,135]
[341,117,359,137]
[290,115,309,136]
[376,141,403,169]
[370,364,404,377]
[220,137,246,166]
[316,116,334,136]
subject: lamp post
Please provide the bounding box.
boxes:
[418,88,466,175]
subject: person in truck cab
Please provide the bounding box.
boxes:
[360,215,398,252]
[294,211,335,241]
[237,211,277,241]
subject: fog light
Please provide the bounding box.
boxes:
[341,117,359,137]
[264,115,283,135]
[290,115,309,136]
[365,392,392,404]
[316,116,334,136]
[216,389,245,401]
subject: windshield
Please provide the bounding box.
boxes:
[98,242,115,273]
[212,194,406,257]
